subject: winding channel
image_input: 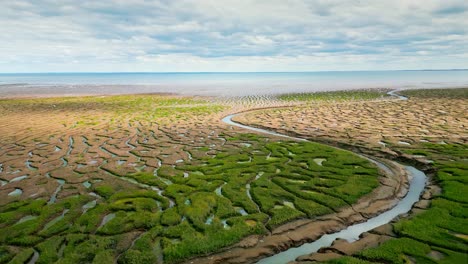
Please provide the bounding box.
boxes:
[221,92,427,264]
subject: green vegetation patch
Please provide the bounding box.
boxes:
[278,89,388,102]
[333,141,468,264]
[0,134,381,263]
[400,87,468,99]
[0,94,225,123]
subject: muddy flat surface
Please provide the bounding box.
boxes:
[1,89,465,264]
[0,93,387,263]
[234,96,467,150]
[233,89,467,263]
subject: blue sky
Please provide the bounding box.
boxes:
[1,0,467,72]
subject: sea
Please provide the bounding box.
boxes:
[0,70,467,97]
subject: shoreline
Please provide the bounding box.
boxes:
[1,82,467,99]
[0,91,181,100]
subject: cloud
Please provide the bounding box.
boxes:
[0,0,467,72]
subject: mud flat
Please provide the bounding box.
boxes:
[259,166,426,264]
[0,89,464,264]
[227,88,467,264]
[186,108,426,264]
[187,161,416,264]
[0,93,388,263]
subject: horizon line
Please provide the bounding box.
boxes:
[1,69,468,74]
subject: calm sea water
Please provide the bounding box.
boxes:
[1,71,467,97]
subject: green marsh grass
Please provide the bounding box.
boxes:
[332,141,468,264]
[400,87,468,99]
[278,89,388,102]
[0,132,380,263]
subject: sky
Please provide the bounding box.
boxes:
[1,0,467,73]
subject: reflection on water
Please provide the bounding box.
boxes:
[8,188,23,196]
[98,213,116,229]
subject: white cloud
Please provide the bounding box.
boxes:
[0,0,467,72]
[244,35,275,45]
